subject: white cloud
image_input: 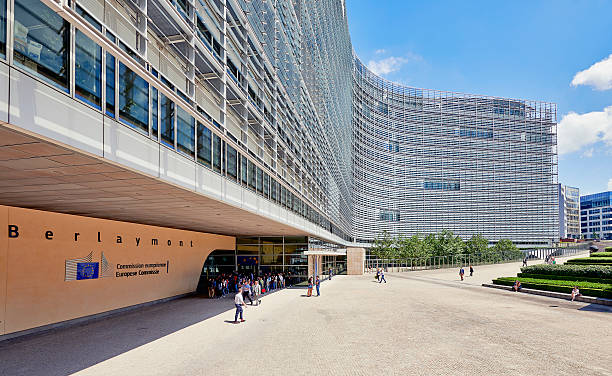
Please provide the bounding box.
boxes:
[375,49,386,55]
[571,53,612,91]
[581,148,594,158]
[608,178,612,191]
[367,56,415,76]
[558,105,612,155]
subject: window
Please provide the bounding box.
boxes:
[177,107,195,157]
[151,87,158,139]
[226,145,237,180]
[271,179,277,202]
[119,62,149,133]
[74,7,101,108]
[256,167,263,194]
[13,0,69,89]
[212,134,221,172]
[240,155,247,185]
[263,173,270,198]
[106,53,115,116]
[248,160,256,190]
[388,140,399,152]
[423,180,460,191]
[379,209,400,222]
[0,0,7,57]
[196,122,211,167]
[160,93,174,146]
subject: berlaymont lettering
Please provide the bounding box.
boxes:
[0,205,234,337]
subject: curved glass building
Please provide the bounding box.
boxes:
[0,0,557,246]
[353,58,558,246]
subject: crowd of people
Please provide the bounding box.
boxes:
[206,272,291,300]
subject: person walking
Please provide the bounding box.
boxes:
[378,269,386,283]
[376,268,380,281]
[328,267,333,280]
[523,257,528,267]
[307,277,313,297]
[315,276,321,296]
[253,280,261,306]
[242,280,253,305]
[459,267,465,281]
[469,265,474,277]
[234,289,246,323]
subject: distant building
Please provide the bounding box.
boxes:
[580,191,612,239]
[559,184,580,239]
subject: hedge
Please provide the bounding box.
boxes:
[520,264,612,279]
[605,247,612,251]
[517,273,612,285]
[591,252,612,257]
[493,277,612,299]
[565,257,612,265]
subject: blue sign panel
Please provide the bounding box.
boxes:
[76,262,99,280]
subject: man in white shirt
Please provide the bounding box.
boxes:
[234,290,246,323]
[253,280,262,306]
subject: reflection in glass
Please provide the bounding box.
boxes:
[160,93,174,146]
[197,122,212,167]
[212,134,221,172]
[119,62,149,133]
[13,0,69,89]
[75,31,102,108]
[177,106,195,157]
[106,53,115,116]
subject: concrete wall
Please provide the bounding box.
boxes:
[0,205,234,336]
[346,248,365,275]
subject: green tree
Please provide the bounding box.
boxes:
[465,234,489,255]
[371,230,394,259]
[491,239,521,262]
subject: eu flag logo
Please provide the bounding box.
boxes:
[76,262,99,280]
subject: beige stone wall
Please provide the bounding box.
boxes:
[346,247,365,275]
[0,205,234,335]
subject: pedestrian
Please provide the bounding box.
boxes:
[307,277,313,297]
[328,267,333,280]
[512,280,522,292]
[253,280,261,306]
[379,269,386,283]
[242,280,253,305]
[234,289,246,323]
[523,257,528,267]
[469,265,474,277]
[459,267,464,281]
[376,268,380,281]
[315,276,321,296]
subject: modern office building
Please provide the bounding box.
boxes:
[0,0,557,337]
[580,191,612,240]
[353,58,558,247]
[558,184,580,239]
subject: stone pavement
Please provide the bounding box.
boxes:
[1,256,611,376]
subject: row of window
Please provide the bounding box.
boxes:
[378,209,400,222]
[2,0,352,242]
[423,180,461,191]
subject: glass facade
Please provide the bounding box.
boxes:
[0,0,559,246]
[580,191,612,239]
[353,58,558,247]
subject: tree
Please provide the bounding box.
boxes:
[371,230,394,260]
[492,239,522,261]
[465,234,488,255]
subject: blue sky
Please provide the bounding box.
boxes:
[346,0,612,195]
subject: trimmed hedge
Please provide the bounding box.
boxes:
[605,247,612,251]
[493,277,612,299]
[520,264,612,279]
[566,257,612,265]
[517,272,612,285]
[591,252,612,257]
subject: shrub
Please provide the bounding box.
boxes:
[520,264,612,279]
[517,273,612,285]
[591,252,612,257]
[565,257,612,265]
[493,277,612,299]
[605,247,612,251]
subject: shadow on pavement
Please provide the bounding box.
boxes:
[0,294,252,376]
[578,304,612,313]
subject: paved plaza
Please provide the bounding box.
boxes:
[1,258,611,376]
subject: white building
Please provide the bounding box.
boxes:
[558,184,580,239]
